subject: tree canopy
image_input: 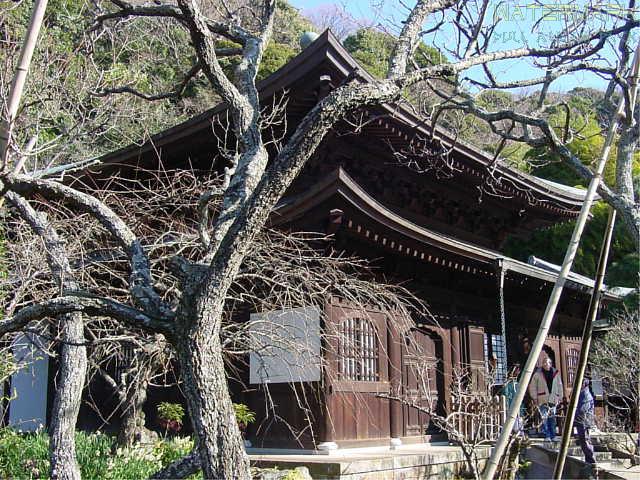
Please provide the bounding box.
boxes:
[343,27,446,78]
[503,91,639,287]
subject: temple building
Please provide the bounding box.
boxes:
[7,31,625,449]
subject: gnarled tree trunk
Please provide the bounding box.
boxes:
[49,312,87,480]
[176,331,249,480]
[117,369,151,447]
[5,193,88,480]
[116,340,168,447]
[174,277,250,480]
[614,107,640,246]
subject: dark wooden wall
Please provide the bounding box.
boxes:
[320,300,487,446]
[239,299,586,448]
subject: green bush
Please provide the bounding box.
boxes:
[0,429,198,479]
[153,436,194,466]
[233,403,256,429]
[157,402,185,434]
[74,432,112,478]
[157,402,185,424]
[0,429,49,478]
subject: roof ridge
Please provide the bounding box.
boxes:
[90,29,587,209]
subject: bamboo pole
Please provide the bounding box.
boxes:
[552,207,617,478]
[0,0,49,167]
[554,38,640,478]
[482,42,640,480]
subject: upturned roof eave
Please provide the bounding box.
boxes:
[90,30,587,210]
[374,102,588,207]
[92,30,351,168]
[273,167,622,300]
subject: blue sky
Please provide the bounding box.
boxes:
[290,0,638,93]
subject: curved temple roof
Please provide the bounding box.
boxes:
[273,168,622,300]
[81,29,626,301]
[93,30,587,214]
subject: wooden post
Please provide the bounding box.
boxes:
[482,42,640,480]
[553,208,617,478]
[322,301,337,445]
[388,315,403,440]
[0,0,48,166]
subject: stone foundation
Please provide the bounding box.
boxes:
[250,444,490,479]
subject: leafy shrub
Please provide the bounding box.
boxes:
[157,402,185,433]
[0,429,112,479]
[157,402,185,423]
[74,432,112,478]
[154,436,194,466]
[0,429,49,478]
[233,403,256,429]
[0,429,198,479]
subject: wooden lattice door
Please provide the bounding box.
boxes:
[402,328,441,436]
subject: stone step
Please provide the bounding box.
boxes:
[568,450,614,462]
[595,452,614,462]
[537,443,614,463]
[566,445,611,454]
[533,435,610,447]
[537,440,577,450]
[538,438,610,450]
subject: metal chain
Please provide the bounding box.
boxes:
[499,265,507,380]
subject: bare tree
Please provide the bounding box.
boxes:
[382,364,529,480]
[304,3,359,40]
[591,309,640,464]
[2,166,421,476]
[407,0,640,245]
[1,0,638,478]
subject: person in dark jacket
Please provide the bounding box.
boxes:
[575,377,596,465]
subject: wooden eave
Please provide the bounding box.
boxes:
[273,168,621,300]
[370,103,586,212]
[86,29,585,218]
[83,30,355,176]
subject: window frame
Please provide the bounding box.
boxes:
[338,316,380,382]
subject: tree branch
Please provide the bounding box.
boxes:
[94,62,205,101]
[0,295,172,336]
[174,0,275,259]
[3,174,172,317]
[399,20,639,87]
[92,0,252,45]
[389,0,456,78]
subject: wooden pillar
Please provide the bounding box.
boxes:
[466,325,486,388]
[322,395,336,444]
[388,315,403,439]
[451,325,462,367]
[439,328,453,412]
[322,301,337,445]
[558,335,568,398]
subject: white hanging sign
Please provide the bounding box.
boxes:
[249,306,321,384]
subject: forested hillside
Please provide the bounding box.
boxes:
[0,0,315,163]
[2,0,635,286]
[499,88,639,287]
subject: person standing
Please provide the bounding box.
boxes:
[528,357,563,443]
[502,364,525,434]
[575,377,596,465]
